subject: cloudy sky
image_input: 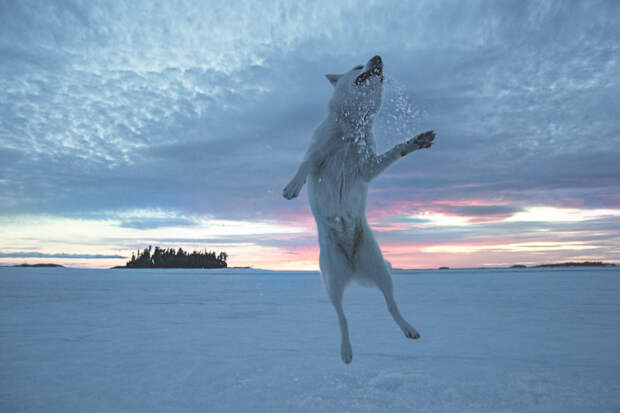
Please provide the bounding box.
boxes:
[1,1,619,269]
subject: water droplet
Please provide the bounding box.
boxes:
[375,74,428,150]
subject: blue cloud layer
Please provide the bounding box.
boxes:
[1,1,619,265]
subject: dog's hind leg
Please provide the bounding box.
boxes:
[355,230,421,340]
[329,282,353,364]
[376,268,420,340]
[321,266,353,364]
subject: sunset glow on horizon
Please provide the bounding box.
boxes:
[1,203,618,270]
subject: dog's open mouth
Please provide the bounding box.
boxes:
[355,55,383,85]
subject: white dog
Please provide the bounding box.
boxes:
[283,56,435,363]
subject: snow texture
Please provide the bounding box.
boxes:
[1,266,620,412]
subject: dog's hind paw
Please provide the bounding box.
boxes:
[341,342,353,364]
[402,324,421,340]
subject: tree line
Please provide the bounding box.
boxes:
[126,246,228,268]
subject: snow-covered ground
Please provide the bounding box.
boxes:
[1,266,619,412]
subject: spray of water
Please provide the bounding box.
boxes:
[374,74,428,150]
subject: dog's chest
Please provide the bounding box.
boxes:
[318,138,362,179]
[316,144,363,194]
[308,141,368,219]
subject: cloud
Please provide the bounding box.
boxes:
[0,1,618,267]
[118,217,198,229]
[434,205,524,218]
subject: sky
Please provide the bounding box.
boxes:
[1,0,619,269]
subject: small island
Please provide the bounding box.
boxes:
[117,246,228,269]
[533,261,615,268]
[504,261,616,269]
[13,263,65,268]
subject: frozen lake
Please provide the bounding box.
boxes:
[1,266,619,412]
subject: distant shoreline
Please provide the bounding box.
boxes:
[417,261,617,271]
[11,263,65,268]
[111,265,246,269]
[521,261,615,268]
[2,261,616,271]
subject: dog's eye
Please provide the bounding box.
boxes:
[353,65,364,71]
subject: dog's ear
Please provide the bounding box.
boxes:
[325,74,342,88]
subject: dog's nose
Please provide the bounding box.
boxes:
[369,55,383,79]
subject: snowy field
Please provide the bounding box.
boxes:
[1,266,619,412]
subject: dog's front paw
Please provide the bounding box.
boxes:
[412,130,435,149]
[401,130,435,156]
[282,180,302,200]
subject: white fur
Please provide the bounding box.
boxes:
[283,56,435,364]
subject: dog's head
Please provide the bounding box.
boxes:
[326,55,384,130]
